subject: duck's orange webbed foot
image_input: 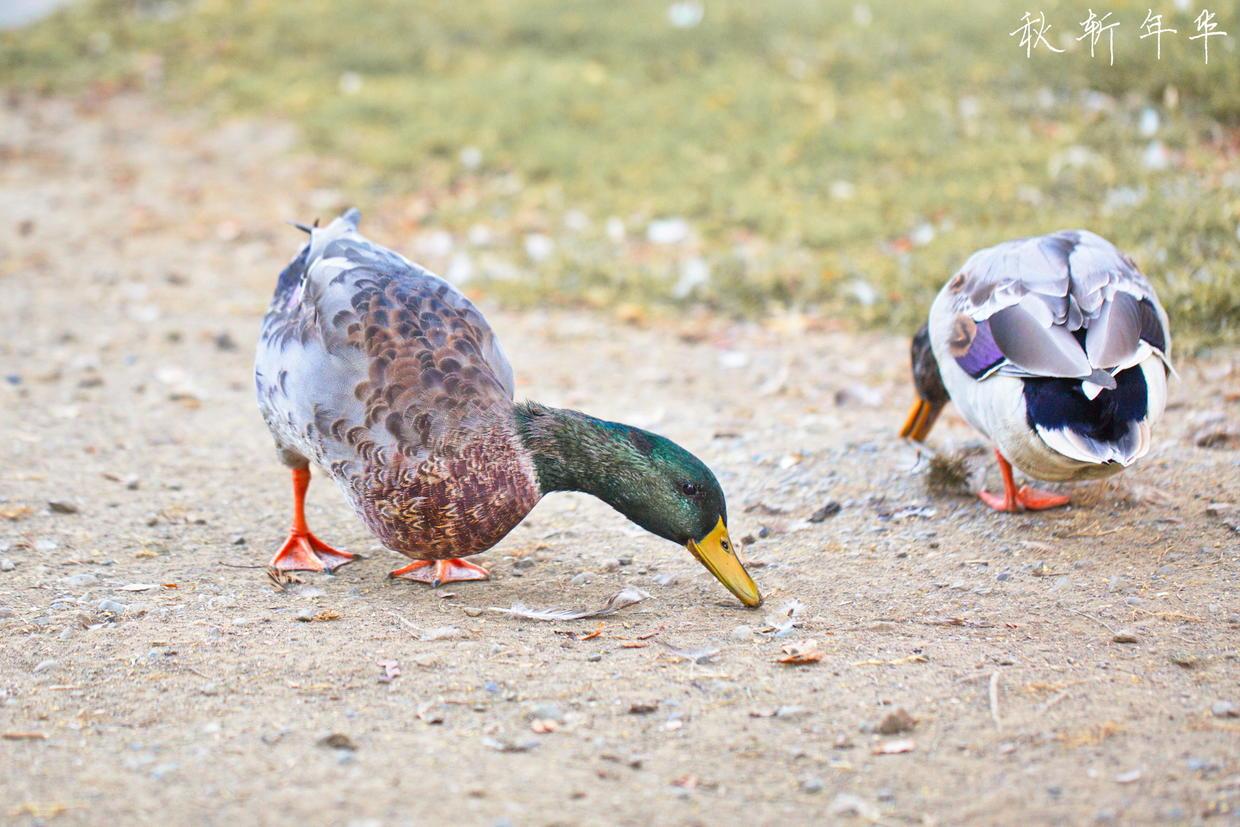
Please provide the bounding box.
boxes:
[270,530,354,572]
[978,486,1071,512]
[268,466,355,571]
[978,449,1070,513]
[389,558,489,587]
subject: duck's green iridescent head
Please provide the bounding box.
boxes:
[515,403,762,607]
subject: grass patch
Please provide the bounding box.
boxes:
[4,0,1238,346]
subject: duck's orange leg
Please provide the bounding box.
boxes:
[269,467,354,571]
[389,558,489,586]
[978,449,1071,513]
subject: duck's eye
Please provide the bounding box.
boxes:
[680,482,699,497]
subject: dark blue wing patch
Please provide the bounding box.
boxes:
[1023,367,1148,442]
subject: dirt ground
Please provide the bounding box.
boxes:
[1,92,1238,827]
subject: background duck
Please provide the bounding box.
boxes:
[254,209,761,606]
[900,230,1173,512]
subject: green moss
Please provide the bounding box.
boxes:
[5,0,1237,346]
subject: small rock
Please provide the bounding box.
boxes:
[731,625,753,640]
[97,599,126,614]
[63,573,98,588]
[876,708,917,735]
[600,558,621,572]
[1114,769,1142,784]
[628,702,659,715]
[33,659,58,674]
[570,572,592,586]
[808,502,842,523]
[800,776,825,794]
[617,556,633,566]
[48,500,79,514]
[529,703,563,723]
[1111,630,1139,644]
[213,332,238,351]
[0,559,14,572]
[1169,652,1199,668]
[294,607,316,622]
[462,607,483,618]
[1211,701,1238,719]
[318,733,357,750]
[586,653,602,662]
[513,557,535,570]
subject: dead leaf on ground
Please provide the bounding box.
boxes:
[9,803,68,819]
[778,640,824,665]
[0,504,33,521]
[1057,721,1123,748]
[577,624,603,641]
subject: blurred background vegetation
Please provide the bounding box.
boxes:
[3,0,1238,347]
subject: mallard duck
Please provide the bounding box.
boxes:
[254,210,761,606]
[899,230,1172,511]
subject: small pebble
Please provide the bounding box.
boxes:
[529,703,563,722]
[808,501,842,522]
[800,776,825,794]
[0,558,14,572]
[33,659,58,674]
[97,599,126,614]
[617,556,633,566]
[600,558,621,572]
[63,573,98,588]
[1211,700,1237,718]
[586,653,602,662]
[570,572,592,586]
[731,625,753,640]
[462,607,483,618]
[294,607,316,622]
[876,708,917,735]
[48,500,79,514]
[1169,652,1199,668]
[1111,630,1139,644]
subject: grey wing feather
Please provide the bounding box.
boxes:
[257,210,516,469]
[949,230,1172,380]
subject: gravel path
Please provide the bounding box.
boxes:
[1,92,1238,826]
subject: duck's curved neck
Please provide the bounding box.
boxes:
[513,402,644,500]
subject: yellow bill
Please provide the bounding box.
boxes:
[686,517,762,607]
[899,397,942,443]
